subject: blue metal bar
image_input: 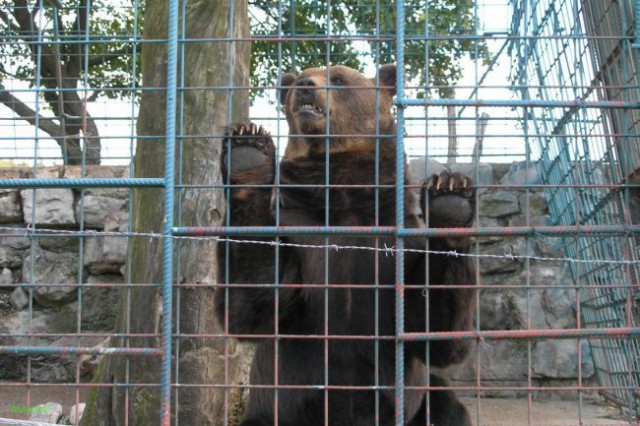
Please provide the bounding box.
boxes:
[0,178,164,189]
[8,33,634,44]
[161,0,179,424]
[398,98,640,109]
[0,346,161,356]
[173,224,640,238]
[636,0,640,80]
[394,0,406,424]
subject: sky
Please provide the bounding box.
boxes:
[0,0,522,167]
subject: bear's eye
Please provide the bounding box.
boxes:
[330,76,344,87]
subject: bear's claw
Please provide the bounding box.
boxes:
[422,171,475,229]
[223,121,275,174]
[425,171,474,199]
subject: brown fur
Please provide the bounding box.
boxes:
[281,64,397,159]
[216,65,476,426]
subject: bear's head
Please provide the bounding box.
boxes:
[279,64,397,158]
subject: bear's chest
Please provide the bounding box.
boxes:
[278,154,399,226]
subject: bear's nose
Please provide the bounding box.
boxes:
[295,77,317,102]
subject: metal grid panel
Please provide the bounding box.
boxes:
[510,0,640,416]
[0,0,639,425]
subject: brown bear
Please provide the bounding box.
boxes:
[215,64,476,426]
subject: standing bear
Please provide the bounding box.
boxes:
[215,64,477,426]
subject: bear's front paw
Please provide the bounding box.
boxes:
[422,171,475,228]
[222,122,275,178]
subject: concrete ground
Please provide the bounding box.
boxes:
[0,383,636,425]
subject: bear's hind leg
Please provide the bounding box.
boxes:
[407,375,471,426]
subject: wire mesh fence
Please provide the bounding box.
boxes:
[0,0,638,425]
[510,0,640,417]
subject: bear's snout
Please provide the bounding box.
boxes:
[294,77,317,102]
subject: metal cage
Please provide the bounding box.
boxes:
[510,0,640,416]
[1,0,640,425]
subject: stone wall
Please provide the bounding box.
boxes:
[411,160,592,398]
[0,166,129,382]
[0,163,592,396]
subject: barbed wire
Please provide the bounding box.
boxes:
[1,225,639,266]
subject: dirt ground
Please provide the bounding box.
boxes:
[460,397,635,426]
[0,384,635,425]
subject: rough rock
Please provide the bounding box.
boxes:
[81,275,121,331]
[65,165,130,198]
[477,216,506,244]
[105,209,128,232]
[76,195,127,229]
[479,191,520,218]
[409,158,494,189]
[70,403,87,425]
[29,402,63,423]
[21,188,75,227]
[0,232,31,250]
[479,290,525,330]
[38,236,80,253]
[534,235,565,257]
[0,291,12,316]
[507,214,549,227]
[10,287,28,310]
[519,191,549,215]
[0,246,22,269]
[479,238,527,274]
[0,189,22,223]
[83,211,128,274]
[0,309,102,382]
[500,161,544,186]
[454,340,529,383]
[83,236,127,275]
[21,246,79,307]
[541,284,577,329]
[0,304,78,342]
[533,340,583,379]
[0,267,14,286]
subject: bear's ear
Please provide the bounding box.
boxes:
[377,64,396,96]
[278,73,297,105]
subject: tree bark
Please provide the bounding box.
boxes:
[81,1,250,424]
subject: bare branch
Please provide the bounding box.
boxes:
[66,0,88,77]
[87,90,101,102]
[0,64,21,79]
[13,0,58,78]
[29,3,40,21]
[87,45,135,68]
[0,88,86,163]
[0,8,20,33]
[0,88,64,140]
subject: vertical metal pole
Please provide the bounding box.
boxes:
[162,0,179,423]
[635,0,640,76]
[394,0,406,424]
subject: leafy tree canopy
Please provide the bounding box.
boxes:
[0,0,137,99]
[250,0,488,100]
[0,0,486,126]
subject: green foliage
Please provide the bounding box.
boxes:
[83,4,140,101]
[0,0,139,101]
[1,0,485,104]
[249,0,488,101]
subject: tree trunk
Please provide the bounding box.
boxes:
[81,1,250,424]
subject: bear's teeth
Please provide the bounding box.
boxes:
[299,104,322,112]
